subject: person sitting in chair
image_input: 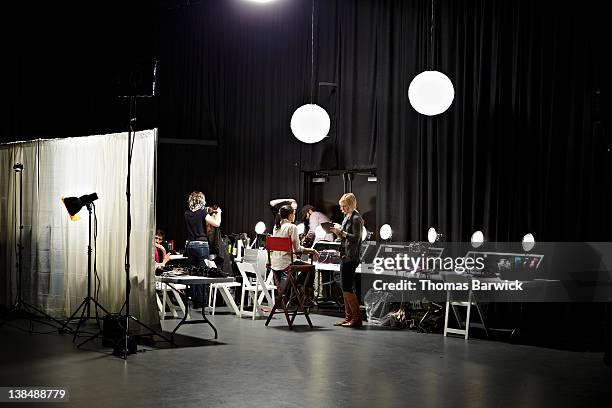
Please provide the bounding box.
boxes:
[154,231,170,266]
[271,205,319,307]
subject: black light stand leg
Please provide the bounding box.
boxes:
[60,205,111,342]
[0,163,66,332]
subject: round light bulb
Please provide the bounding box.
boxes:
[408,71,455,116]
[255,221,266,235]
[522,233,535,252]
[379,224,392,240]
[471,230,484,248]
[427,227,438,244]
[290,104,330,144]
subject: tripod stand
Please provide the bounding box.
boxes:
[78,94,170,355]
[0,163,66,331]
[60,202,112,342]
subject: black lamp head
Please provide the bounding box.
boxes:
[62,193,98,220]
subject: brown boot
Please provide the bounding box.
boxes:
[334,292,352,326]
[342,293,362,328]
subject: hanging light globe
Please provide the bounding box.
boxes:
[290,104,330,144]
[408,71,454,116]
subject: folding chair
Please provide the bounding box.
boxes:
[441,272,488,339]
[264,236,314,329]
[206,260,241,316]
[236,262,276,319]
[155,280,190,320]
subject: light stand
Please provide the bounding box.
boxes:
[78,78,170,357]
[60,198,112,342]
[0,163,66,330]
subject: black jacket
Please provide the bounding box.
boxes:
[340,210,363,262]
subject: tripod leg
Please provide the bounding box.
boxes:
[77,329,103,349]
[72,302,89,343]
[61,299,88,333]
[89,298,112,316]
[127,315,173,344]
[0,302,20,328]
[22,302,67,329]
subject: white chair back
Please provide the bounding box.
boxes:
[237,262,258,287]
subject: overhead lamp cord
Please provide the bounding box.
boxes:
[430,0,435,70]
[310,0,315,104]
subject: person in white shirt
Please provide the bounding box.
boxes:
[271,205,319,306]
[301,204,334,244]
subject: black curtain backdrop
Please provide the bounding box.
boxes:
[1,0,610,246]
[156,0,610,245]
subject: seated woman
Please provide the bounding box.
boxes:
[271,205,319,306]
[155,232,170,267]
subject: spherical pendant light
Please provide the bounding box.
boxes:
[408,71,454,116]
[290,104,330,144]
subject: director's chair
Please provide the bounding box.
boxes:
[264,236,314,329]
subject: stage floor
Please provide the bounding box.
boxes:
[1,310,611,408]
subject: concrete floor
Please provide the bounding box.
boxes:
[1,310,611,408]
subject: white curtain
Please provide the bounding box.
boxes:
[0,130,157,324]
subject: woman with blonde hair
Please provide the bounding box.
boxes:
[184,191,221,309]
[330,193,363,327]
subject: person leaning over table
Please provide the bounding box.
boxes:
[271,205,319,307]
[184,191,221,309]
[330,193,363,328]
[301,204,334,244]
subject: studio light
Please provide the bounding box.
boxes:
[255,221,266,235]
[470,230,484,248]
[522,233,535,252]
[291,104,330,144]
[427,227,442,244]
[290,0,330,144]
[408,0,454,116]
[297,223,305,235]
[62,193,98,221]
[379,224,392,240]
[244,0,278,3]
[408,71,454,116]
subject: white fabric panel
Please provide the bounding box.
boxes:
[0,130,157,324]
